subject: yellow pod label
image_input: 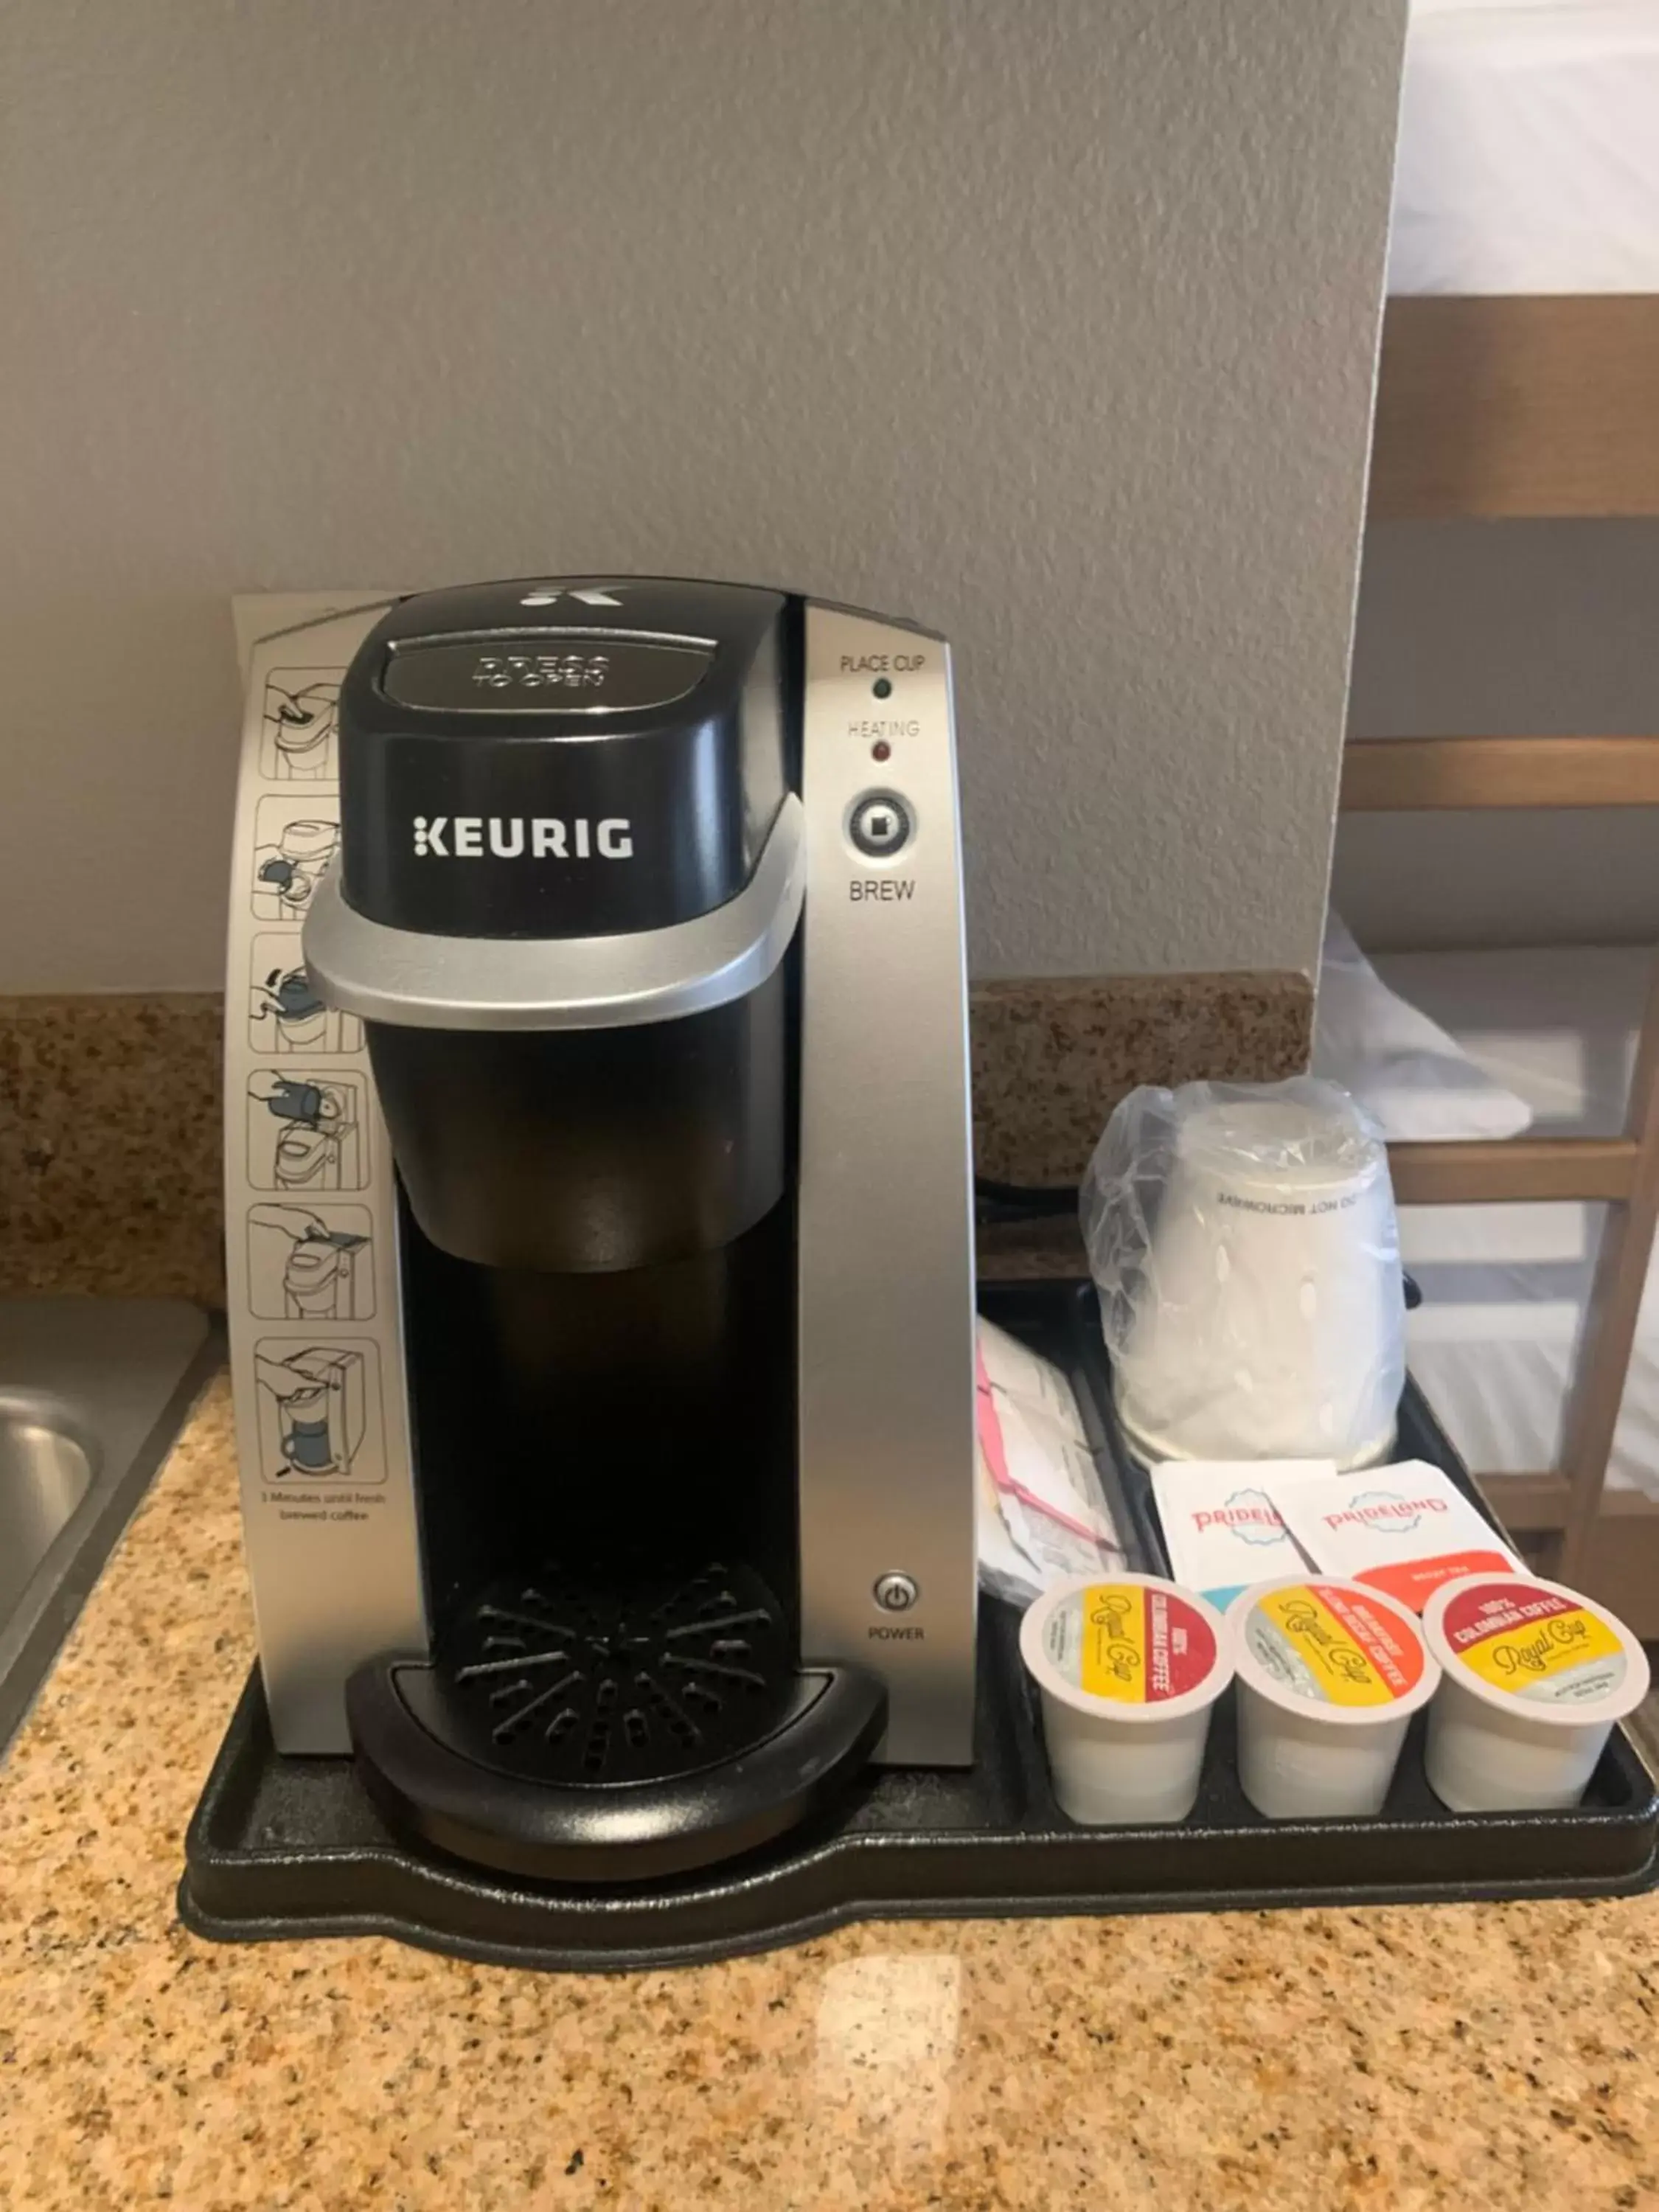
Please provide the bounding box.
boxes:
[1439,1583,1627,1705]
[1245,1583,1425,1708]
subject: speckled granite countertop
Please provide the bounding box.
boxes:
[4,1374,1658,2211]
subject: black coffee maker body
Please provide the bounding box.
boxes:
[236,578,975,1882]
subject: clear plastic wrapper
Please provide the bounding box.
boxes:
[1081,1077,1404,1471]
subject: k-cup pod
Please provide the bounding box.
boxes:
[1230,1576,1439,1819]
[1422,1573,1650,1812]
[1020,1573,1231,1826]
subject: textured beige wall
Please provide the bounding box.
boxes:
[1,0,1405,990]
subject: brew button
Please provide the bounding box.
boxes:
[849,793,913,858]
[874,1572,919,1613]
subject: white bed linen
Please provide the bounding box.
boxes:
[1368,945,1659,1497]
[1392,1,1659,296]
[1313,913,1535,1141]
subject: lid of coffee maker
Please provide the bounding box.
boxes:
[305,578,806,1038]
[334,577,792,942]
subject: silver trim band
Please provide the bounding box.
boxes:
[302,791,806,1032]
[390,626,719,650]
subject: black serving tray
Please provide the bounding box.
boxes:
[178,1279,1658,1972]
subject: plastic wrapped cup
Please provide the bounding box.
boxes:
[1019,1573,1231,1825]
[1422,1573,1651,1812]
[1230,1576,1439,1819]
[1091,1081,1404,1472]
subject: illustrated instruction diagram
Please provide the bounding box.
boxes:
[254,1338,383,1481]
[247,1202,375,1320]
[247,1070,367,1192]
[249,936,362,1057]
[260,671,341,781]
[252,798,340,921]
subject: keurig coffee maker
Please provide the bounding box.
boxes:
[223,579,976,1882]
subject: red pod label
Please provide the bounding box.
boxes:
[1044,1584,1217,1705]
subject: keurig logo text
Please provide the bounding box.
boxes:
[411,817,634,860]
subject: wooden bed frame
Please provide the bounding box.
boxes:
[1354,299,1659,1628]
[1354,293,1659,1632]
[1343,735,1659,1630]
[1371,296,1659,521]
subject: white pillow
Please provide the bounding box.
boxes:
[1311,912,1535,1142]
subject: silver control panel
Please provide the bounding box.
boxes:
[797,604,978,1766]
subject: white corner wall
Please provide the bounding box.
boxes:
[0,0,1405,992]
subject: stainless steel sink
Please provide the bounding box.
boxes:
[0,1299,218,1751]
[0,1403,95,1621]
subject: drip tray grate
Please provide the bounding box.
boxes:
[427,1559,799,1789]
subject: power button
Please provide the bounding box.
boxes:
[849,792,913,859]
[873,1572,919,1613]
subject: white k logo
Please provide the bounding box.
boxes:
[518,586,622,608]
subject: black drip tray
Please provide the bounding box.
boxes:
[347,1557,887,1885]
[431,1560,799,1789]
[179,1281,1659,1972]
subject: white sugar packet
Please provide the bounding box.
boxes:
[1267,1458,1522,1613]
[975,1318,1125,1602]
[1150,1459,1333,1608]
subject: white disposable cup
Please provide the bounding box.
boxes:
[1421,1573,1650,1812]
[1020,1573,1231,1826]
[1229,1575,1439,1820]
[1114,1094,1402,1471]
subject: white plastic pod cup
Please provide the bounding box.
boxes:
[1228,1575,1440,1819]
[1421,1573,1651,1812]
[1019,1573,1233,1826]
